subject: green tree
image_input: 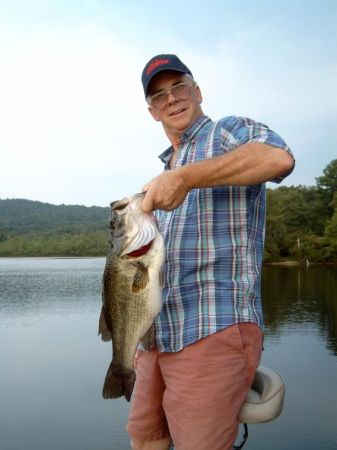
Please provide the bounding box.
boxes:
[324,192,337,261]
[0,229,7,242]
[315,159,337,216]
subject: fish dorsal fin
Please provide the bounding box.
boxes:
[159,269,164,287]
[131,261,149,292]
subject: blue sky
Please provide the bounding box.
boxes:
[0,0,336,207]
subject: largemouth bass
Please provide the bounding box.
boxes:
[99,192,164,401]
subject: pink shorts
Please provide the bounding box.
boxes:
[126,323,263,450]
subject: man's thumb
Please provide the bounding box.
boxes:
[141,191,153,213]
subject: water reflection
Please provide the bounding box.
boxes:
[0,257,103,326]
[0,258,336,450]
[262,265,337,355]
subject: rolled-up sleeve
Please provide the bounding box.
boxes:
[220,116,294,183]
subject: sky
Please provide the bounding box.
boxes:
[0,0,336,207]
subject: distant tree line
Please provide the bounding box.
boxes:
[0,159,336,263]
[264,159,337,263]
[0,200,110,257]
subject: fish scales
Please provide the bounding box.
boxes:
[99,193,164,401]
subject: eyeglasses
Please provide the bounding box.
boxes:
[148,82,194,109]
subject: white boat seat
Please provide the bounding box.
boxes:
[238,365,285,424]
[170,366,286,450]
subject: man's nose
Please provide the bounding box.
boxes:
[167,91,178,104]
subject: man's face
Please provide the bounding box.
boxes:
[147,71,203,140]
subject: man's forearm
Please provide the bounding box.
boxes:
[179,142,295,190]
[141,143,294,212]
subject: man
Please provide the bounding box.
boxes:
[126,54,295,450]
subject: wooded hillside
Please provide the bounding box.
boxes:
[1,159,336,262]
[0,199,110,256]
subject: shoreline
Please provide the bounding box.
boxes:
[263,261,336,266]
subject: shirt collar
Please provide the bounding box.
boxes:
[158,115,212,166]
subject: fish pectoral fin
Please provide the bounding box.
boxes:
[98,306,112,342]
[130,261,149,292]
[140,323,155,351]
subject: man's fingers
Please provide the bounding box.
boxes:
[141,191,155,212]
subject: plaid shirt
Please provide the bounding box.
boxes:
[154,115,293,352]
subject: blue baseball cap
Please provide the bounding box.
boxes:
[141,54,193,98]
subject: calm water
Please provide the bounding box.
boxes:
[0,258,336,450]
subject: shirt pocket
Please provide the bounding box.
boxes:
[175,188,214,217]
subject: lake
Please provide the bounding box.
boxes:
[0,258,336,450]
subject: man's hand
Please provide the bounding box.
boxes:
[142,168,189,213]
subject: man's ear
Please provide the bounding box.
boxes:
[148,105,161,122]
[195,85,203,105]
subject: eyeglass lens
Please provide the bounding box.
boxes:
[151,83,190,108]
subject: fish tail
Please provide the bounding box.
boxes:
[102,363,136,402]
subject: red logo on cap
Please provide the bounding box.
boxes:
[146,58,170,76]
